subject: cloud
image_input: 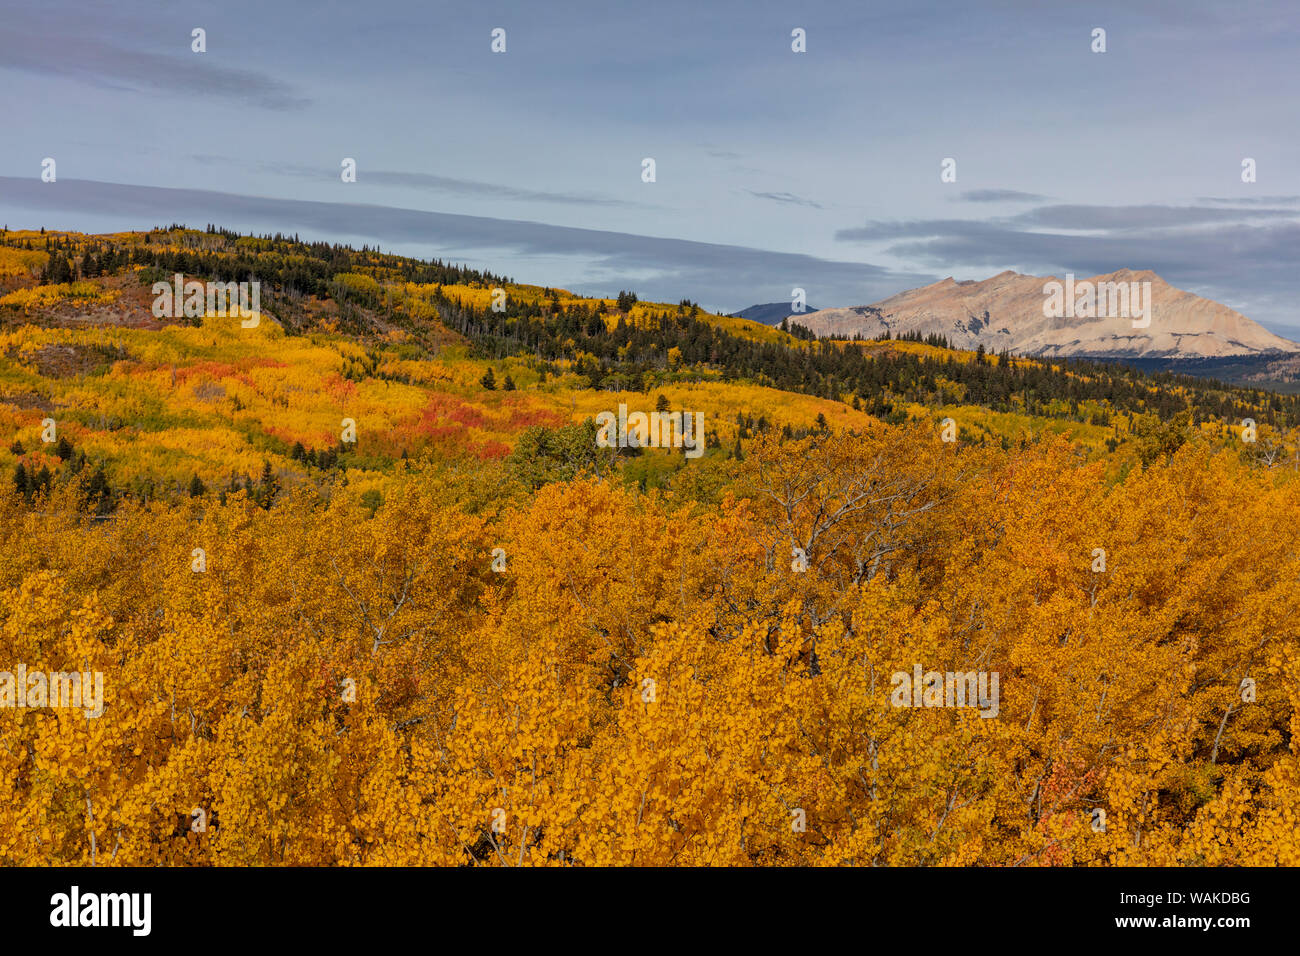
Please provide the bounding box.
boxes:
[186,157,640,207]
[0,176,931,314]
[340,170,637,208]
[1009,203,1300,231]
[875,220,1300,279]
[955,189,1050,203]
[0,31,310,110]
[837,204,1300,243]
[746,190,823,209]
[836,219,986,243]
[1197,195,1300,206]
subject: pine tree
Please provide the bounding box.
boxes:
[42,252,72,284]
[480,367,497,390]
[256,461,278,509]
[188,474,206,498]
[85,466,112,515]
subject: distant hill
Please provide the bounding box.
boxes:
[4,226,1300,502]
[731,302,822,326]
[794,270,1300,360]
[1120,354,1300,394]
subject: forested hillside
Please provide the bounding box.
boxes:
[2,227,1299,866]
[3,226,1298,508]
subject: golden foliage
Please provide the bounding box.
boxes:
[2,428,1298,865]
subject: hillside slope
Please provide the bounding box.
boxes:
[3,227,1299,507]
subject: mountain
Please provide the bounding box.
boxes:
[731,302,821,325]
[794,270,1299,359]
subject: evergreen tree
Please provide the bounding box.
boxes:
[480,367,497,390]
[85,466,112,515]
[42,252,72,284]
[256,461,278,509]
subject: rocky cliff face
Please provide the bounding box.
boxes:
[794,270,1298,358]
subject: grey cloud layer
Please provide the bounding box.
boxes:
[336,171,636,208]
[838,203,1300,242]
[189,157,643,207]
[746,190,824,209]
[956,190,1050,203]
[0,31,309,111]
[0,177,930,313]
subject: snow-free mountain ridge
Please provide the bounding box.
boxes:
[789,270,1298,359]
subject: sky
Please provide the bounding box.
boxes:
[2,0,1299,336]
